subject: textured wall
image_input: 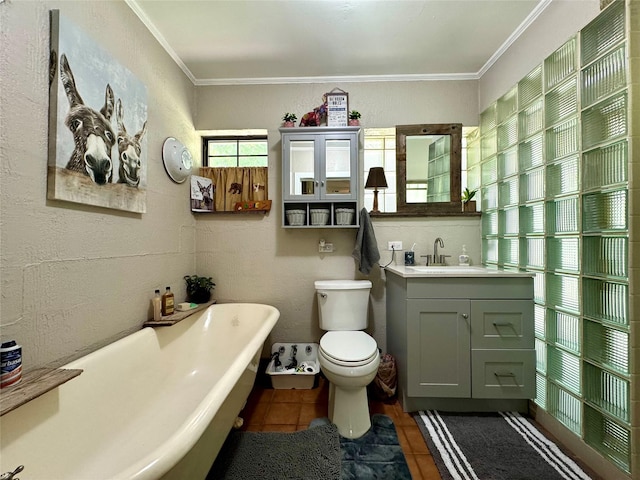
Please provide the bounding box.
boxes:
[0,0,198,369]
[478,0,601,110]
[194,81,482,353]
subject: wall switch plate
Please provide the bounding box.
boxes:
[388,241,403,251]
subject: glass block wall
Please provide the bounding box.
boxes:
[475,1,635,474]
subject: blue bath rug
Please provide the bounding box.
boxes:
[311,414,412,480]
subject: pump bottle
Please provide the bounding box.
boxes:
[459,245,470,266]
[152,289,162,321]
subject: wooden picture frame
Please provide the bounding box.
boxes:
[48,10,148,213]
[326,90,349,127]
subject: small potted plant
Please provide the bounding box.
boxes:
[184,275,216,304]
[461,187,477,212]
[282,113,297,127]
[348,110,361,126]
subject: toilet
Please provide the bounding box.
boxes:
[315,279,380,439]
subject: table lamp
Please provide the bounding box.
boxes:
[365,167,388,213]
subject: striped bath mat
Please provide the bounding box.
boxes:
[414,410,594,480]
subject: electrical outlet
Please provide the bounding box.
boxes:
[388,241,403,251]
[319,242,334,253]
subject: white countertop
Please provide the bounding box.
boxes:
[385,264,534,278]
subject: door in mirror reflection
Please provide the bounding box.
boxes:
[289,140,315,197]
[325,139,352,195]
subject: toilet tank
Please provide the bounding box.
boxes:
[315,280,372,331]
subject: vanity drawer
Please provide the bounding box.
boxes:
[471,349,536,399]
[471,300,534,350]
[406,277,533,300]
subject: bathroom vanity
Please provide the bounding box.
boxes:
[385,265,535,412]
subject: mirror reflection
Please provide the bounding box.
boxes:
[405,134,451,203]
[395,123,462,215]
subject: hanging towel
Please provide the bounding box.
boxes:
[352,208,381,275]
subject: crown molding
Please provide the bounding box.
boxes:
[128,0,552,86]
[194,72,480,86]
[477,0,552,77]
[125,0,196,84]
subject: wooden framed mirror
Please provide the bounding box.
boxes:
[395,123,463,215]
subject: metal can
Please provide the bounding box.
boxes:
[1,340,23,388]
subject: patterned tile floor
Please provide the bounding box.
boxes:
[238,375,441,479]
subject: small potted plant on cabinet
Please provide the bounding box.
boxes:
[282,113,297,127]
[348,110,361,126]
[461,187,477,213]
[184,275,216,304]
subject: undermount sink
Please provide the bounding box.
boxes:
[407,266,483,274]
[385,264,534,279]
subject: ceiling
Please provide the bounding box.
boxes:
[127,0,546,85]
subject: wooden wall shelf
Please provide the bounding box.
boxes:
[0,367,83,416]
[143,300,216,327]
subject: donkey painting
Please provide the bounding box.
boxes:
[190,176,214,212]
[115,99,147,187]
[197,180,213,210]
[59,53,115,185]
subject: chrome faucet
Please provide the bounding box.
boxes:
[420,237,450,266]
[433,237,444,260]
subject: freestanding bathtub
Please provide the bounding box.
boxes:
[0,303,279,480]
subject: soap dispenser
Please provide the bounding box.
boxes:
[459,245,470,266]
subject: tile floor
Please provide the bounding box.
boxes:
[239,374,441,479]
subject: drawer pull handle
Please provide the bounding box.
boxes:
[493,322,514,327]
[494,372,516,378]
[461,313,469,319]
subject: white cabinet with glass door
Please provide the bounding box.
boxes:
[280,127,360,228]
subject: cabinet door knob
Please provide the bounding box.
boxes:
[461,313,469,319]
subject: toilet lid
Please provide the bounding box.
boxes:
[320,331,378,364]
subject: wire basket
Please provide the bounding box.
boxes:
[310,208,329,226]
[286,209,306,226]
[335,208,354,225]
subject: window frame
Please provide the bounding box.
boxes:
[202,135,268,167]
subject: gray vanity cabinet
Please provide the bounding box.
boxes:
[280,126,360,228]
[407,299,471,398]
[386,269,535,412]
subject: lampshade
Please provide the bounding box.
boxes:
[365,167,388,189]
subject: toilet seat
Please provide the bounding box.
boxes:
[319,331,378,367]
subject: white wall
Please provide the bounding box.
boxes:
[0,0,606,371]
[194,81,482,353]
[0,0,198,369]
[478,0,601,110]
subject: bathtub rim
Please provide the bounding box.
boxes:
[71,302,279,480]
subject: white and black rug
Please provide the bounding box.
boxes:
[414,410,593,480]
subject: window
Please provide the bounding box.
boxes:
[203,132,268,167]
[363,128,396,212]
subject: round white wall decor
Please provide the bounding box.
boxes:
[162,137,193,183]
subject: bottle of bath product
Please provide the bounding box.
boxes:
[162,286,175,316]
[459,245,470,266]
[152,289,162,321]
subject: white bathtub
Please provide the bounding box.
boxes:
[0,303,279,480]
